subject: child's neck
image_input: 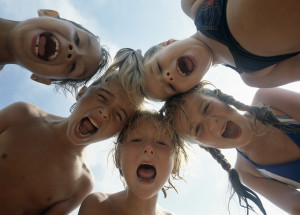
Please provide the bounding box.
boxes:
[0,18,18,65]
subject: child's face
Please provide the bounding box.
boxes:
[174,92,255,149]
[119,119,176,199]
[144,38,212,100]
[10,15,102,83]
[67,80,136,144]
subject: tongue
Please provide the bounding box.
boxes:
[178,56,194,76]
[38,35,47,57]
[137,166,156,179]
[78,118,96,136]
[222,121,240,139]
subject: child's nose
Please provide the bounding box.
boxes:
[163,70,175,83]
[99,107,109,120]
[143,144,154,155]
[66,42,77,61]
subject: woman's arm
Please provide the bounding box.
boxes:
[235,153,300,214]
[251,88,300,122]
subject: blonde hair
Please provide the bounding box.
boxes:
[104,45,162,103]
[113,110,187,197]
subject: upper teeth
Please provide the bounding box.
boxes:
[177,64,186,76]
[141,162,153,166]
[222,122,228,135]
[88,117,98,128]
[35,34,59,60]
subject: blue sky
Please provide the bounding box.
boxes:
[0,0,299,214]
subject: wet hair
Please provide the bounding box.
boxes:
[113,110,188,198]
[51,18,110,93]
[104,45,162,103]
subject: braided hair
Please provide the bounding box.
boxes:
[199,146,266,215]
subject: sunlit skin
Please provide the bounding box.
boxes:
[174,92,255,149]
[68,80,136,145]
[78,118,176,215]
[0,10,102,85]
[144,38,213,101]
[0,79,136,214]
[119,119,176,200]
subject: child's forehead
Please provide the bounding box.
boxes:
[126,119,171,138]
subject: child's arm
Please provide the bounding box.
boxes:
[235,153,300,214]
[78,193,110,215]
[181,0,203,19]
[251,88,300,122]
[241,55,300,88]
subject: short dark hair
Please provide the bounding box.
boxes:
[51,18,111,94]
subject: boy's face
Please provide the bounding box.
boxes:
[119,119,176,199]
[9,12,102,84]
[174,92,254,149]
[67,80,136,144]
[144,38,212,101]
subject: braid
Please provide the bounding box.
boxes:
[199,145,266,215]
[211,89,297,133]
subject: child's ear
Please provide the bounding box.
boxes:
[76,86,88,101]
[30,74,51,85]
[160,39,177,47]
[37,9,60,18]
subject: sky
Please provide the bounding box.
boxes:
[0,0,299,214]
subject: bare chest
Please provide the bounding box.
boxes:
[0,124,92,212]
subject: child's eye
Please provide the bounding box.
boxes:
[97,93,106,101]
[203,103,211,114]
[195,125,200,137]
[157,141,167,146]
[157,60,162,71]
[116,112,122,122]
[75,31,80,46]
[70,63,76,73]
[131,138,142,142]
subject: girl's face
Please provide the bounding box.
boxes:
[144,38,212,101]
[174,92,255,149]
[119,119,176,200]
[9,13,102,83]
[67,80,136,145]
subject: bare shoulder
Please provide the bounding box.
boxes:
[1,102,47,118]
[79,192,111,215]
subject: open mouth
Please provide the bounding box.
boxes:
[76,117,99,138]
[137,163,157,182]
[177,56,195,76]
[221,121,241,139]
[34,32,60,61]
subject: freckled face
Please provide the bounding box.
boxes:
[144,38,212,101]
[9,16,102,81]
[118,120,175,199]
[174,92,254,149]
[67,80,136,145]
